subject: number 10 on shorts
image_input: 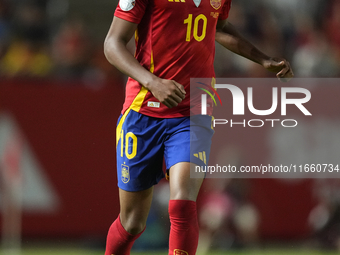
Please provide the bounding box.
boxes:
[120,130,137,159]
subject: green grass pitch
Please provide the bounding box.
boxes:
[13,248,340,255]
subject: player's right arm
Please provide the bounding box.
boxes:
[104,16,186,108]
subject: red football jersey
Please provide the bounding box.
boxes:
[115,0,232,118]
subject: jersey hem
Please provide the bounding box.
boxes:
[121,108,190,119]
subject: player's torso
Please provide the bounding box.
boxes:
[136,0,226,78]
[124,0,229,117]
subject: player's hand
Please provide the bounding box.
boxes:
[147,78,186,108]
[262,57,294,82]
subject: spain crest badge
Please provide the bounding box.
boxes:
[121,164,130,183]
[210,0,221,10]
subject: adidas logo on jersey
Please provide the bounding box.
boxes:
[193,151,206,164]
[147,101,160,108]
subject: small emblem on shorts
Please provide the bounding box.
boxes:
[121,164,130,183]
[174,249,188,255]
[147,101,160,108]
[193,151,206,164]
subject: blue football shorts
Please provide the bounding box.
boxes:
[116,109,214,191]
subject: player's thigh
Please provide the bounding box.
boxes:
[116,110,165,192]
[119,187,153,233]
[169,162,205,201]
[166,115,214,201]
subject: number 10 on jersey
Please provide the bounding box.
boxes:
[184,14,207,42]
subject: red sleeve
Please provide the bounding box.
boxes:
[114,0,149,24]
[218,0,232,20]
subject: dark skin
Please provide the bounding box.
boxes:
[104,17,186,109]
[215,20,294,79]
[104,16,294,235]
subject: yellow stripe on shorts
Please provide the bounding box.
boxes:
[116,49,154,147]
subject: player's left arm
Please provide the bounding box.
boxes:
[215,19,294,80]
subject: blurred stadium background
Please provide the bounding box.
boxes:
[0,0,340,254]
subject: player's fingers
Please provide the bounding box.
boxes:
[162,100,172,109]
[173,81,186,94]
[170,93,183,104]
[277,67,289,78]
[277,63,293,78]
[165,97,179,108]
[271,60,285,68]
[279,70,293,81]
[278,65,294,81]
[276,61,290,76]
[174,89,186,100]
[283,67,294,78]
[172,81,186,97]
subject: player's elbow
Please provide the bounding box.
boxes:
[104,37,114,63]
[104,36,120,65]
